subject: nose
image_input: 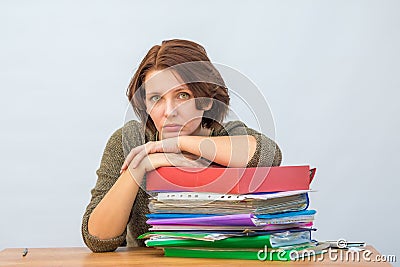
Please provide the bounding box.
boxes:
[163,98,178,117]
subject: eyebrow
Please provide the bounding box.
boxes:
[145,86,191,96]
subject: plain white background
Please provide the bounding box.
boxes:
[1,0,399,264]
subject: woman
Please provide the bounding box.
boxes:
[82,39,282,252]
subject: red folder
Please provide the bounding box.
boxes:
[146,166,316,194]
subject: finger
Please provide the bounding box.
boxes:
[162,153,178,167]
[187,157,209,168]
[130,149,149,169]
[131,141,161,169]
[123,141,162,171]
[185,158,201,167]
[197,158,210,167]
[183,154,200,161]
[166,153,196,168]
[121,149,136,171]
[121,145,143,171]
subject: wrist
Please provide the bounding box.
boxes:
[126,164,146,185]
[178,135,205,156]
[178,135,187,152]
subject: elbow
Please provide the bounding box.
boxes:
[272,143,282,166]
[82,230,121,253]
[246,135,283,167]
[82,214,125,253]
[85,241,119,253]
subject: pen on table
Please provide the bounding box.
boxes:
[22,248,28,257]
[324,240,366,249]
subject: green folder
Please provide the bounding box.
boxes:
[163,243,329,261]
[164,247,291,261]
[143,230,312,248]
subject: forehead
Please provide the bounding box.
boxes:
[144,69,188,94]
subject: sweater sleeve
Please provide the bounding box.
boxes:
[216,121,282,167]
[81,127,127,252]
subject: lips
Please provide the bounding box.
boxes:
[163,124,183,132]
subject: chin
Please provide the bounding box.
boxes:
[161,131,191,139]
[161,132,180,139]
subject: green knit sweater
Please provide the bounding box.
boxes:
[81,120,282,252]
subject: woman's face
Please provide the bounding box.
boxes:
[144,69,210,140]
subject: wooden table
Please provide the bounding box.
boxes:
[0,246,393,266]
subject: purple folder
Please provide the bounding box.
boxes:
[147,214,257,226]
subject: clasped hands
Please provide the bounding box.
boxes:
[120,137,208,174]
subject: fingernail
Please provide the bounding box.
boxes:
[119,169,123,174]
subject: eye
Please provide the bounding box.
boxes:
[149,95,161,102]
[178,92,190,100]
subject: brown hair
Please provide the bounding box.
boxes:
[126,39,230,135]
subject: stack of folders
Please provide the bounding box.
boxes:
[139,165,328,261]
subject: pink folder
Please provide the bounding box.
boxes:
[146,166,316,194]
